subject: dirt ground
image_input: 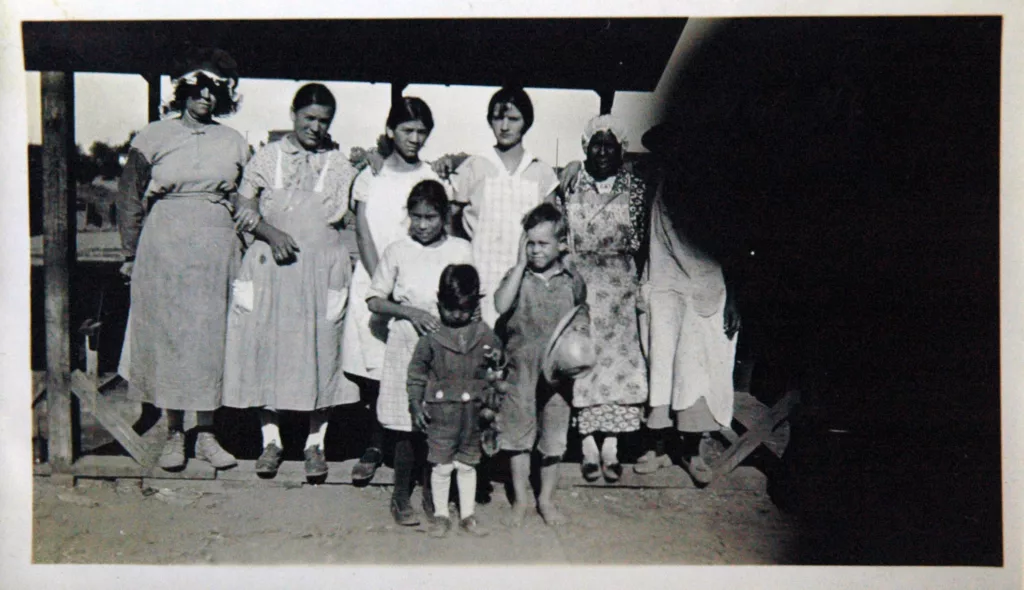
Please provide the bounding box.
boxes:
[32,472,795,565]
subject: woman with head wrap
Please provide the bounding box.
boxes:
[556,115,650,482]
[116,47,250,471]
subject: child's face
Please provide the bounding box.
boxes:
[525,221,564,272]
[408,201,445,246]
[437,302,474,328]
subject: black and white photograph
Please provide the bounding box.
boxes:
[1,1,1021,588]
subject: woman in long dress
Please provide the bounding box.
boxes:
[116,48,249,471]
[341,97,448,485]
[557,115,649,482]
[222,83,358,481]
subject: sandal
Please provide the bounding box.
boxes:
[581,462,601,482]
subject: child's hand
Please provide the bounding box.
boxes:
[407,308,441,335]
[409,401,431,431]
[516,232,529,269]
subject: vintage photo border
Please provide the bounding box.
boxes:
[1,1,1021,588]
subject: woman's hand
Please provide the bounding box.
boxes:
[263,225,301,264]
[431,155,457,180]
[366,151,386,176]
[119,261,134,283]
[407,308,441,335]
[558,160,583,195]
[410,401,431,431]
[234,207,261,233]
[724,294,741,339]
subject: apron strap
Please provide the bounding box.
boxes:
[314,152,332,193]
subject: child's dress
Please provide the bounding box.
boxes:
[451,149,558,326]
[366,236,473,431]
[222,138,357,411]
[340,163,448,381]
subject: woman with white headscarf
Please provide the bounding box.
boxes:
[556,115,650,482]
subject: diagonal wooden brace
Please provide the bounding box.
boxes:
[69,370,156,467]
[709,390,801,481]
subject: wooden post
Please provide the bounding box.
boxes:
[143,73,161,122]
[391,81,407,105]
[42,72,76,473]
[597,88,615,115]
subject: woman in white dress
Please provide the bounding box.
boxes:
[341,97,447,484]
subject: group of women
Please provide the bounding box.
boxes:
[116,47,740,488]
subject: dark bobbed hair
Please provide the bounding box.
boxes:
[522,202,567,241]
[407,180,449,219]
[387,96,435,131]
[487,86,534,132]
[167,77,239,117]
[438,264,483,311]
[292,83,337,113]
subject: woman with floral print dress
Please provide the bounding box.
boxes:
[558,115,649,482]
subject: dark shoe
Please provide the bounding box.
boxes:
[602,462,624,483]
[351,447,383,483]
[581,462,601,482]
[195,432,237,470]
[459,515,489,537]
[429,516,452,538]
[304,446,328,481]
[421,483,435,525]
[255,443,283,478]
[391,499,420,527]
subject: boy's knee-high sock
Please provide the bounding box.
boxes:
[454,461,476,519]
[304,409,330,450]
[259,409,282,449]
[393,434,415,505]
[431,463,455,518]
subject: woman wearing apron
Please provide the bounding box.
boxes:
[342,97,446,484]
[116,48,249,471]
[223,84,358,481]
[448,87,560,328]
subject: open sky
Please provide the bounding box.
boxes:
[24,72,660,165]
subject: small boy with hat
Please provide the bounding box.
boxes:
[492,202,591,527]
[407,264,503,538]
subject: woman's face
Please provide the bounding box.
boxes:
[185,85,218,121]
[408,200,445,246]
[585,130,624,179]
[387,120,431,162]
[291,104,335,150]
[490,103,526,148]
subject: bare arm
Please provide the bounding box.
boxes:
[493,234,530,316]
[367,297,440,335]
[354,201,379,276]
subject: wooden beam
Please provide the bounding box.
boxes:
[70,370,156,467]
[709,390,801,478]
[597,88,615,114]
[143,73,161,123]
[42,71,76,473]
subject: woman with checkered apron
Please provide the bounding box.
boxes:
[449,87,559,327]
